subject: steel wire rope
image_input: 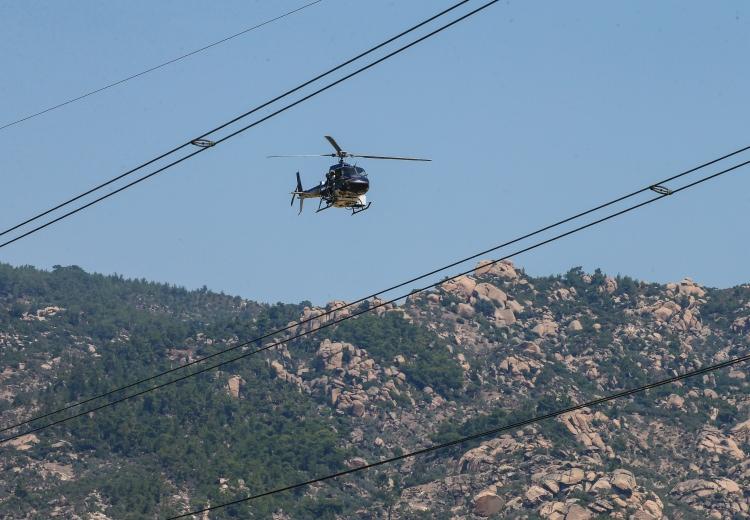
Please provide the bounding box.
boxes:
[2,143,748,436]
[0,0,471,241]
[168,352,750,518]
[0,1,324,131]
[1,156,747,445]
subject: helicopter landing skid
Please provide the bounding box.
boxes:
[316,199,334,213]
[315,199,371,215]
[350,202,372,215]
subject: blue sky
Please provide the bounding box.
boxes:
[0,1,748,304]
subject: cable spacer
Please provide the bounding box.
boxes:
[649,184,672,195]
[191,139,216,148]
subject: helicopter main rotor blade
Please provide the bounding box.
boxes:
[348,154,431,162]
[324,135,345,156]
[267,154,337,158]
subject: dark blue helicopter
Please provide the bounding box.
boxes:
[269,136,430,215]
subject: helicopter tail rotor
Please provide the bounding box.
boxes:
[291,171,304,214]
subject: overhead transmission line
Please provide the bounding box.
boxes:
[0,0,474,247]
[169,353,750,518]
[2,152,747,445]
[2,143,748,439]
[0,0,323,132]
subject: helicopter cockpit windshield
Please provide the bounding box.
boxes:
[333,166,367,178]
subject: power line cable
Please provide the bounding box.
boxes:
[2,143,747,436]
[0,0,472,242]
[0,1,323,132]
[1,156,746,445]
[169,352,750,518]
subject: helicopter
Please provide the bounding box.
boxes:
[268,136,430,215]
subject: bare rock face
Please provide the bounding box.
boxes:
[22,306,65,321]
[669,477,748,518]
[539,501,566,519]
[671,479,724,500]
[591,478,611,493]
[317,339,348,370]
[544,468,585,486]
[473,489,504,517]
[330,387,341,405]
[559,468,585,486]
[715,478,741,493]
[525,465,665,520]
[697,426,745,459]
[458,445,498,475]
[666,393,685,409]
[652,306,674,322]
[567,319,583,332]
[525,485,551,504]
[731,315,750,334]
[350,400,365,417]
[651,301,681,322]
[499,356,544,381]
[394,473,481,515]
[552,287,574,301]
[673,308,702,332]
[226,375,244,399]
[533,320,559,337]
[730,418,750,442]
[307,339,403,418]
[703,388,720,400]
[41,462,74,481]
[457,302,475,319]
[474,259,519,279]
[558,409,612,455]
[325,300,352,320]
[642,498,663,518]
[269,360,302,387]
[345,457,368,469]
[610,469,636,494]
[458,435,552,474]
[677,277,706,298]
[473,283,508,306]
[8,433,39,451]
[293,306,328,333]
[426,293,441,304]
[565,503,593,520]
[442,275,477,300]
[506,299,524,313]
[494,308,516,326]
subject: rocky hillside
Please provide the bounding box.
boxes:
[0,262,748,519]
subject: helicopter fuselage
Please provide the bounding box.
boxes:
[325,162,369,205]
[295,162,370,212]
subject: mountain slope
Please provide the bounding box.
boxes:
[0,262,748,519]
